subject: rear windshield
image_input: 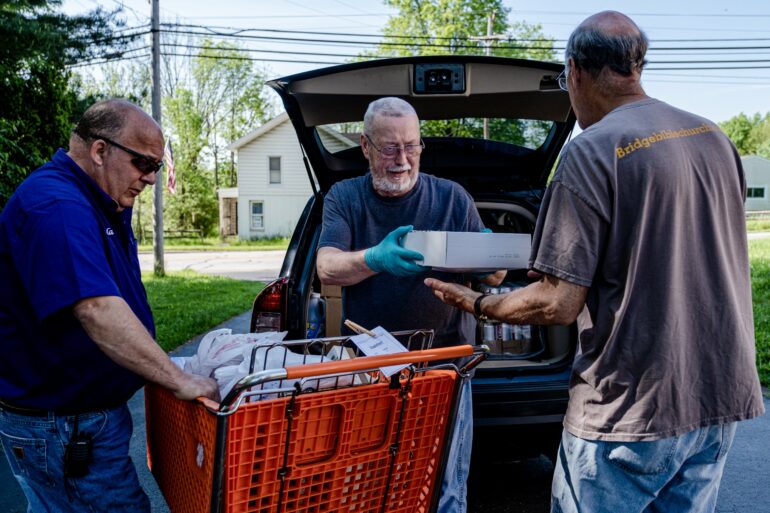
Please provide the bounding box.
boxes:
[317,118,554,154]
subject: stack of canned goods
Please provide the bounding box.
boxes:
[476,283,535,355]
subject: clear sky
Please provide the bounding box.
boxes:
[62,0,770,123]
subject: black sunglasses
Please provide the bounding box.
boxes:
[88,133,164,174]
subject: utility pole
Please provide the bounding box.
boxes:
[151,0,165,276]
[470,12,508,139]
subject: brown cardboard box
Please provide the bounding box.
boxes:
[321,284,342,336]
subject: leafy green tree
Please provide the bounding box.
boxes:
[373,0,555,145]
[720,113,762,155]
[160,39,273,236]
[754,122,770,159]
[0,0,131,209]
[720,112,770,158]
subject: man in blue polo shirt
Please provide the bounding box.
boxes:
[0,99,219,512]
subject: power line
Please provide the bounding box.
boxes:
[159,42,770,67]
[646,71,770,80]
[157,48,770,72]
[161,42,362,60]
[161,27,770,54]
[159,51,342,66]
[175,13,392,19]
[512,10,770,18]
[160,22,770,44]
[67,52,151,69]
[648,65,770,70]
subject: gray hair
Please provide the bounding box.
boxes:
[565,22,648,78]
[72,99,138,142]
[363,97,418,136]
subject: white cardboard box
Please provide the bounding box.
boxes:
[402,231,531,272]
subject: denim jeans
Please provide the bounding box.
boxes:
[0,403,150,513]
[551,423,737,513]
[438,377,473,513]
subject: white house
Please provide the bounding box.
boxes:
[742,155,770,212]
[227,113,357,239]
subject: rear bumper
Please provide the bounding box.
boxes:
[471,366,570,427]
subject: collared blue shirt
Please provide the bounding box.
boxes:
[0,149,155,411]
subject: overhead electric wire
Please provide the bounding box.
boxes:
[67,53,151,69]
[161,42,363,60]
[63,20,770,76]
[159,41,770,67]
[512,10,770,18]
[159,25,770,53]
[159,22,770,44]
[74,28,152,45]
[178,13,393,19]
[648,65,770,70]
[159,52,342,66]
[158,26,742,52]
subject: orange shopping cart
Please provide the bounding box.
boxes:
[145,330,488,513]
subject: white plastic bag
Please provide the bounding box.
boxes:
[182,329,288,378]
[217,343,357,400]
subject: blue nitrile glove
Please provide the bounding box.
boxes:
[473,228,494,280]
[364,225,425,277]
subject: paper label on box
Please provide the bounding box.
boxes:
[350,326,408,377]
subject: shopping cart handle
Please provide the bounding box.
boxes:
[283,344,475,380]
[216,345,481,412]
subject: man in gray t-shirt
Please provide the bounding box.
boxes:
[427,11,764,513]
[317,97,504,513]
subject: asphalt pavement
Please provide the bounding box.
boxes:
[138,250,285,282]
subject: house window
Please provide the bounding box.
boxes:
[269,156,281,184]
[250,201,264,230]
[748,187,766,199]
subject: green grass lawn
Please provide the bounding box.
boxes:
[142,271,264,352]
[750,238,770,388]
[747,219,770,232]
[137,236,290,252]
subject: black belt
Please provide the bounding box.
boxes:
[0,399,122,417]
[0,399,49,416]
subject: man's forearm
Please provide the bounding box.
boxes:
[316,247,377,286]
[73,296,188,393]
[481,276,586,325]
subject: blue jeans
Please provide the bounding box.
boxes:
[438,378,473,513]
[551,423,737,513]
[0,403,150,513]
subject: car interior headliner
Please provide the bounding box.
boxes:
[269,60,572,127]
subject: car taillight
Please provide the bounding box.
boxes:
[251,277,288,332]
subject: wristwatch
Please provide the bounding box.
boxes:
[474,294,489,321]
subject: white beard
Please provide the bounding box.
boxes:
[372,166,417,196]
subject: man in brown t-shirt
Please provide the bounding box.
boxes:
[426,10,764,513]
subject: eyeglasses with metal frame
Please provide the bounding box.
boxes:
[556,68,568,92]
[86,133,164,174]
[365,134,425,158]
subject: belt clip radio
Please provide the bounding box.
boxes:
[64,414,92,478]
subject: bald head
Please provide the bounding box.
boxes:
[71,99,162,149]
[565,10,648,78]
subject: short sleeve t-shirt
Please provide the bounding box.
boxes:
[0,150,154,412]
[530,98,764,441]
[319,173,484,347]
